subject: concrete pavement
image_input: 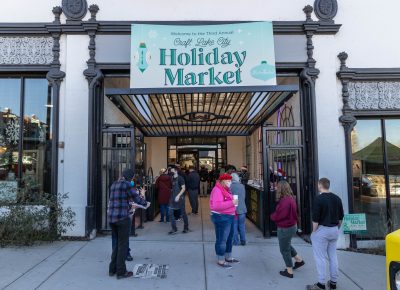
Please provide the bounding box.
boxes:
[0,198,386,290]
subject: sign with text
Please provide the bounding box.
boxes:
[130,22,276,88]
[343,213,367,234]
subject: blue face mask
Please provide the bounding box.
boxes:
[130,181,135,187]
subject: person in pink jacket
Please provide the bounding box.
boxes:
[209,173,239,269]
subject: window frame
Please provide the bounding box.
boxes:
[0,73,51,195]
[350,116,400,239]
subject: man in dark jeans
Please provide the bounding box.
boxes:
[187,166,200,214]
[108,168,148,279]
[307,178,344,290]
[168,167,189,234]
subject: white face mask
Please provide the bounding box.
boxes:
[226,181,232,188]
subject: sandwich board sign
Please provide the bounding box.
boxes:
[343,213,367,234]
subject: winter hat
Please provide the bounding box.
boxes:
[218,173,232,181]
[122,168,135,180]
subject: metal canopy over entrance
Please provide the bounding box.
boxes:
[105,85,298,137]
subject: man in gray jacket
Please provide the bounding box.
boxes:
[231,173,247,246]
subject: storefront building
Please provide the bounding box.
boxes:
[0,0,399,248]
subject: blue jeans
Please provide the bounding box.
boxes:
[111,217,131,258]
[159,204,169,222]
[233,213,246,245]
[211,213,234,261]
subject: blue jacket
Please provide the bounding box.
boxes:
[187,171,200,190]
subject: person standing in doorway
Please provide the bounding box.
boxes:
[210,173,239,269]
[239,166,249,185]
[199,165,209,197]
[231,173,247,246]
[168,166,189,234]
[270,180,305,279]
[307,178,344,290]
[155,168,172,223]
[225,164,237,174]
[108,168,148,279]
[187,166,200,214]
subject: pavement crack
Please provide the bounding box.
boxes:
[34,241,89,290]
[2,242,70,290]
[339,268,363,290]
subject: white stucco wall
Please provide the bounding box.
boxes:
[145,137,168,174]
[58,35,90,236]
[103,97,130,125]
[313,35,349,248]
[227,136,245,170]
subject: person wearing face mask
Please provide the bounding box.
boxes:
[168,166,189,234]
[108,169,148,279]
[209,173,239,269]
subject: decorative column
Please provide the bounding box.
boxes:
[337,52,357,248]
[300,5,320,233]
[83,4,103,236]
[46,6,66,197]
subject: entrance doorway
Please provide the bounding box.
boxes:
[178,151,198,169]
[168,137,226,171]
[103,85,312,237]
[177,149,217,171]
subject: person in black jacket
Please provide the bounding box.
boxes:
[307,178,344,290]
[187,166,200,214]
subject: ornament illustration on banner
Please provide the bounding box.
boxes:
[5,119,20,145]
[134,42,151,73]
[250,61,276,81]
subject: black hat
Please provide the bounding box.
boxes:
[122,168,134,181]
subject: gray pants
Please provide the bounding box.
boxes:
[311,226,339,284]
[200,181,208,196]
[188,189,199,214]
[277,225,298,268]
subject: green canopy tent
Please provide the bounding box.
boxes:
[353,137,400,179]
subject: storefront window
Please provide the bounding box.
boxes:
[0,78,21,201]
[351,118,400,238]
[0,77,52,203]
[385,119,400,231]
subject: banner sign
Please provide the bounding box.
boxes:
[343,213,367,234]
[130,22,276,88]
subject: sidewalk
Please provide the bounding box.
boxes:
[0,198,386,290]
